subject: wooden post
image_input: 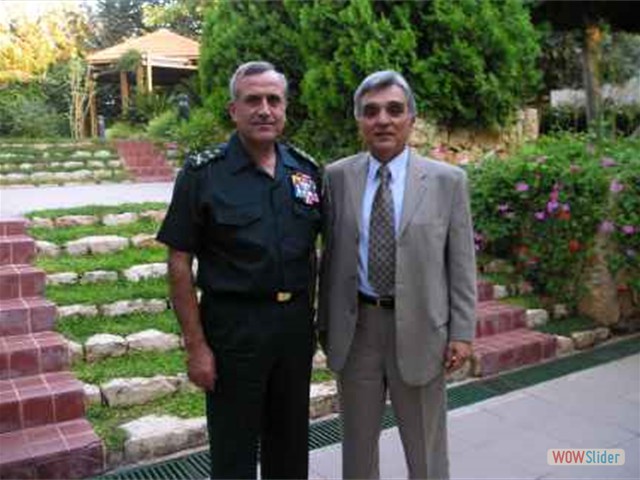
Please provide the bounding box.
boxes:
[120,70,130,113]
[136,64,145,94]
[89,76,97,137]
[583,23,603,136]
[146,54,153,93]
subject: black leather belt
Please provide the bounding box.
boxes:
[207,291,301,303]
[358,292,395,309]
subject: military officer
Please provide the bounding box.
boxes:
[157,61,321,479]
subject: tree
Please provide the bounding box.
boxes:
[531,0,640,133]
[91,0,150,48]
[142,0,206,39]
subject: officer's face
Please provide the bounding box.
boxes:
[357,85,414,163]
[229,71,287,145]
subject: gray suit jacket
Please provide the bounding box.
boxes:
[318,149,477,386]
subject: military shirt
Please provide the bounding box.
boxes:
[157,132,321,295]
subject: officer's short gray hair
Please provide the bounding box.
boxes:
[229,61,288,100]
[353,70,416,118]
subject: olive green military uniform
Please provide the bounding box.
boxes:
[157,132,321,479]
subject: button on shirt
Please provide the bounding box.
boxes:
[358,147,408,297]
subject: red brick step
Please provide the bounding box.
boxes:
[0,266,45,301]
[475,300,526,338]
[477,280,494,302]
[0,332,70,381]
[0,372,85,434]
[0,236,35,266]
[0,418,104,479]
[472,328,557,376]
[0,220,27,237]
[0,297,56,337]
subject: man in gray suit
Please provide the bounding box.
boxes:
[318,71,477,479]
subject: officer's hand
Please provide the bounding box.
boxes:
[187,344,217,392]
[444,341,472,374]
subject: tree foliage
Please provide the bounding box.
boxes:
[199,0,541,159]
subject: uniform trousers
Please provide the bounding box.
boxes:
[200,292,314,479]
[338,302,449,479]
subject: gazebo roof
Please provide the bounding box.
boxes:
[87,28,200,65]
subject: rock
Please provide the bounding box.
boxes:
[30,217,54,229]
[102,212,138,226]
[139,210,167,223]
[87,160,105,169]
[81,235,128,254]
[57,304,98,318]
[94,150,113,158]
[100,299,168,317]
[70,150,92,158]
[526,309,549,329]
[553,304,569,319]
[93,169,112,179]
[65,238,90,256]
[123,263,167,282]
[555,335,574,356]
[493,285,509,300]
[83,383,102,405]
[5,173,29,182]
[46,272,79,285]
[571,330,596,350]
[18,163,34,171]
[85,333,127,362]
[107,160,122,168]
[594,326,610,342]
[66,339,84,363]
[56,215,98,227]
[313,350,327,370]
[35,240,60,257]
[121,415,207,463]
[126,329,181,353]
[131,233,161,248]
[62,161,85,169]
[309,381,338,419]
[101,376,179,407]
[65,169,93,181]
[81,270,118,284]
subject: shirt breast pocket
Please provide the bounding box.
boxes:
[282,202,321,258]
[213,204,263,251]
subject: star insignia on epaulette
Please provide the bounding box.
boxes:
[185,145,226,170]
[286,144,318,168]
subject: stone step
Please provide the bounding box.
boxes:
[0,265,45,300]
[0,332,69,381]
[0,372,85,434]
[475,300,526,338]
[0,418,104,479]
[477,280,494,301]
[0,220,27,237]
[472,328,557,377]
[0,235,35,266]
[0,297,56,336]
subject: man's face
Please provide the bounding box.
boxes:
[357,85,414,162]
[228,71,287,145]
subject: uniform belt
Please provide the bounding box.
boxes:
[207,290,300,303]
[358,292,395,309]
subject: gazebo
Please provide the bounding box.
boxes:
[86,29,200,135]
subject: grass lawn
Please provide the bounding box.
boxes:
[29,218,161,244]
[46,278,168,305]
[501,295,542,309]
[27,202,167,219]
[36,246,166,274]
[57,311,180,343]
[535,316,598,336]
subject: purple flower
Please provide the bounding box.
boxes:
[601,157,617,168]
[474,232,485,251]
[562,203,570,212]
[599,221,615,233]
[610,179,624,193]
[534,211,546,221]
[515,181,529,192]
[621,225,636,235]
[549,189,559,202]
[546,200,559,213]
[497,203,510,214]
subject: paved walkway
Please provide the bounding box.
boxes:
[310,353,640,479]
[0,182,174,218]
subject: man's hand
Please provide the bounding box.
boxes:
[444,340,472,373]
[187,344,217,392]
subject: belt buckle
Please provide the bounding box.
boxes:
[276,291,292,303]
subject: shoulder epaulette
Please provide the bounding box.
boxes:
[184,143,227,170]
[285,143,318,169]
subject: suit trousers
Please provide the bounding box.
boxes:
[200,293,314,479]
[338,302,449,479]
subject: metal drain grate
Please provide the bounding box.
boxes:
[99,335,640,480]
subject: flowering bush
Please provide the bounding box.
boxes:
[468,134,639,310]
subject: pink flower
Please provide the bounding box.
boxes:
[621,225,636,235]
[515,181,529,192]
[547,200,559,213]
[549,189,559,202]
[534,211,546,221]
[610,179,624,193]
[599,220,615,233]
[497,203,510,215]
[601,157,617,168]
[562,203,570,212]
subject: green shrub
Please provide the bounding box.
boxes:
[105,121,146,140]
[173,107,227,153]
[541,104,640,137]
[469,134,640,309]
[147,110,180,139]
[0,83,65,137]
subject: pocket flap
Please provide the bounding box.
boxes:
[215,205,262,226]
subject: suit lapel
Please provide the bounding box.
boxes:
[346,153,369,232]
[399,150,430,238]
